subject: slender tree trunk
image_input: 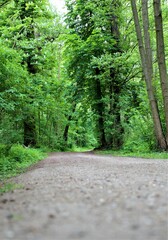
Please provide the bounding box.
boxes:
[109,80,124,149]
[38,109,41,144]
[24,116,36,146]
[63,115,73,143]
[131,0,167,150]
[94,69,107,148]
[23,102,36,146]
[141,0,153,79]
[57,44,62,81]
[63,104,76,142]
[153,0,168,145]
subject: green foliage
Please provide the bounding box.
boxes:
[0,0,167,154]
[96,150,168,159]
[0,144,12,157]
[9,144,42,163]
[123,113,155,152]
[0,0,68,149]
[0,183,23,195]
[0,144,46,181]
[65,0,129,149]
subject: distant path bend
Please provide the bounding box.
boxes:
[0,152,167,240]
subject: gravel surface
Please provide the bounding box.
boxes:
[0,152,168,240]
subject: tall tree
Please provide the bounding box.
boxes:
[13,0,45,146]
[153,0,168,144]
[0,0,67,148]
[65,0,126,149]
[11,0,63,147]
[130,0,167,150]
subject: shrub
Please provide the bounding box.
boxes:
[0,144,12,157]
[123,113,155,152]
[0,144,46,182]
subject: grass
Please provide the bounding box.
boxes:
[0,183,23,195]
[71,146,94,152]
[66,145,168,159]
[0,144,47,194]
[95,150,168,159]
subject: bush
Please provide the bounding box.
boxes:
[0,144,46,181]
[9,145,39,163]
[123,113,155,153]
[0,144,12,157]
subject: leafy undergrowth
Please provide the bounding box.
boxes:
[0,144,46,193]
[96,150,168,159]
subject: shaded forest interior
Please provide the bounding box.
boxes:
[0,0,168,153]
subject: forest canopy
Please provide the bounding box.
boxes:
[0,0,168,153]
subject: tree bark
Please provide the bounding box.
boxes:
[131,0,167,150]
[109,82,124,149]
[63,104,76,143]
[108,5,124,149]
[95,69,107,149]
[153,0,168,145]
[24,116,36,147]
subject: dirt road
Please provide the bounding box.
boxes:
[0,152,167,240]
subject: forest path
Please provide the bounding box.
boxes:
[0,152,167,240]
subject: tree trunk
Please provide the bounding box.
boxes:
[63,115,73,143]
[108,80,124,149]
[131,0,167,150]
[95,69,107,149]
[14,0,37,147]
[14,0,38,146]
[24,116,36,147]
[63,104,76,142]
[141,0,153,80]
[153,0,168,145]
[108,3,124,149]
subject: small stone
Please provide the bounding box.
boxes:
[1,199,8,204]
[155,193,160,198]
[6,214,14,220]
[126,206,133,211]
[48,214,55,219]
[99,198,105,203]
[131,224,139,230]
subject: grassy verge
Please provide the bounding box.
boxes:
[0,144,47,194]
[95,150,168,159]
[70,146,94,152]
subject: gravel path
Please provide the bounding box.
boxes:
[0,152,167,240]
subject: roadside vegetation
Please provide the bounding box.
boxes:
[0,144,46,193]
[96,150,168,160]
